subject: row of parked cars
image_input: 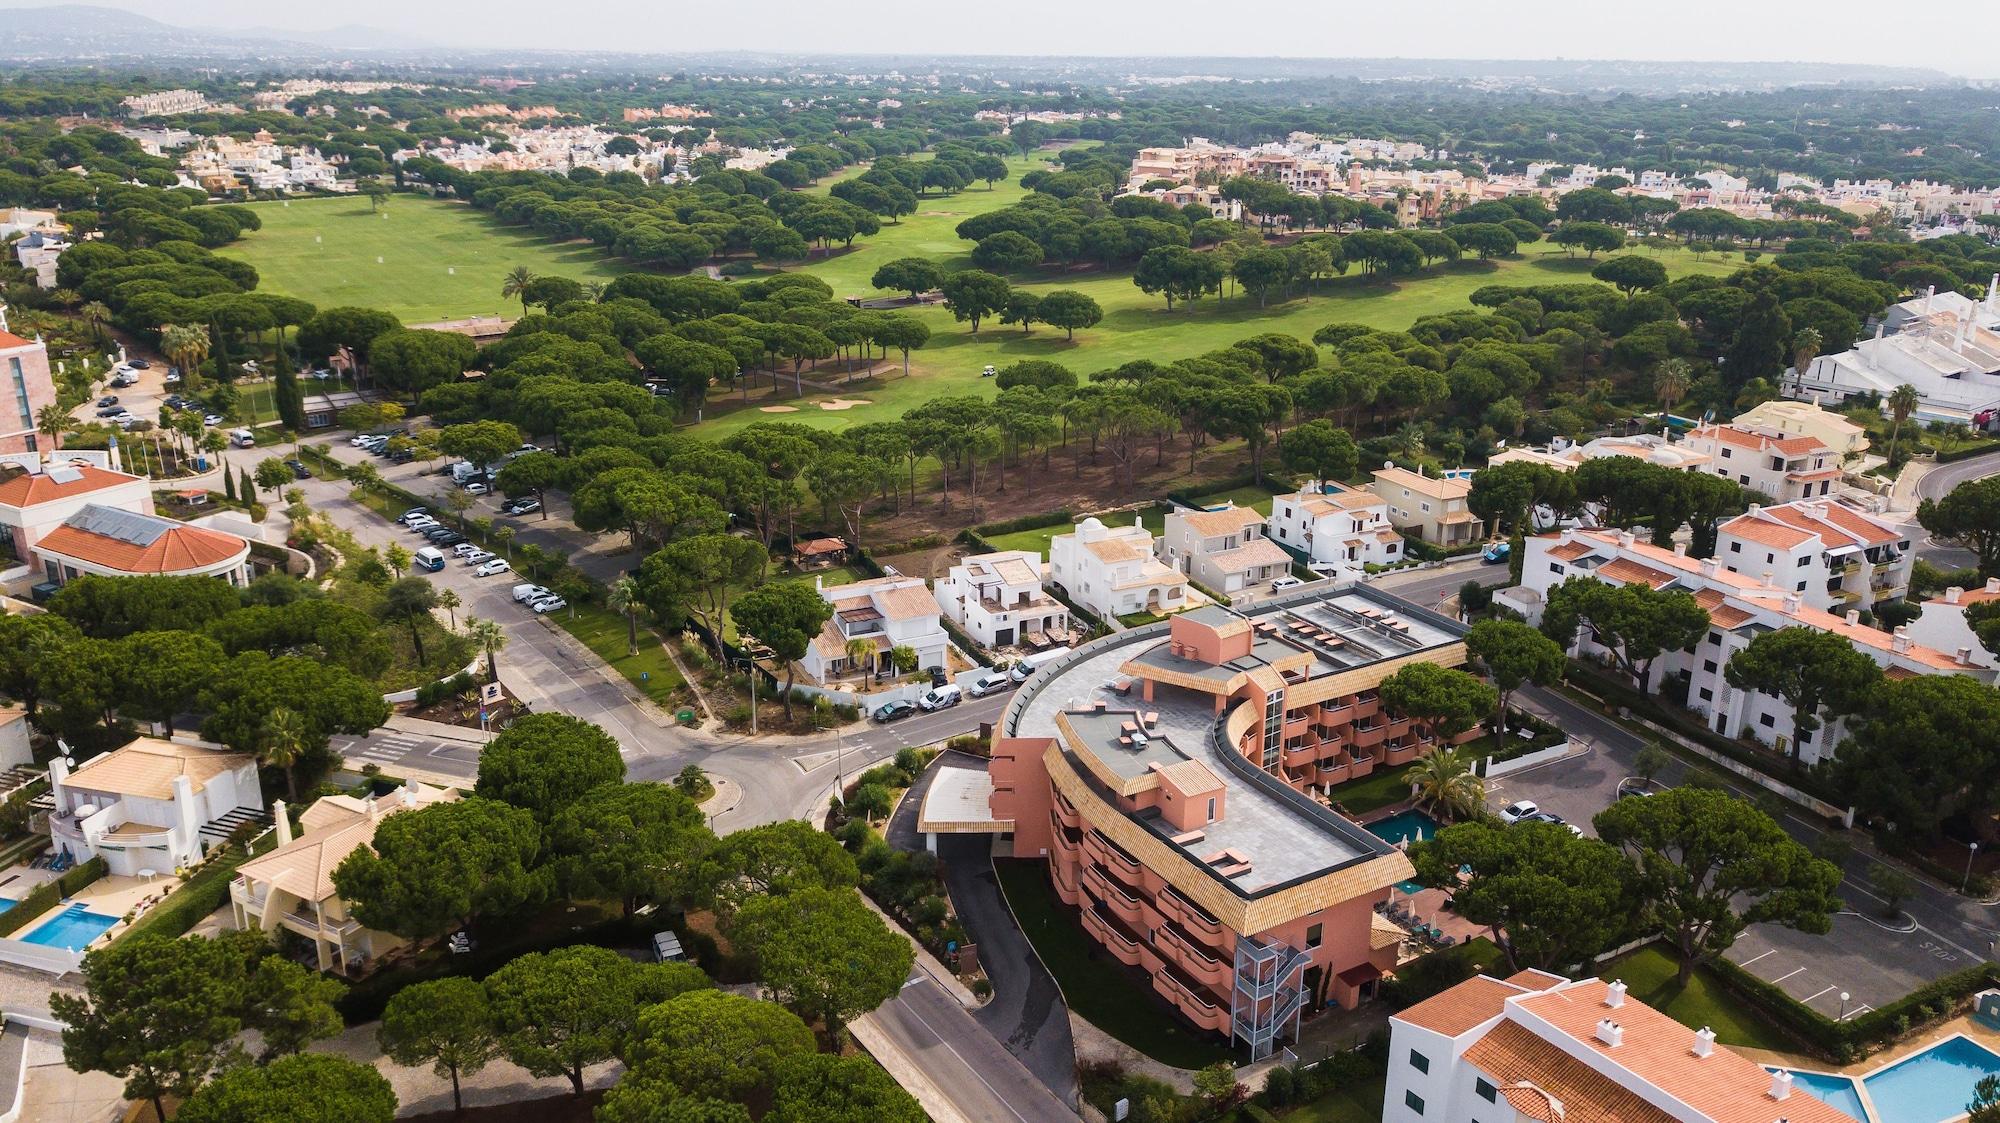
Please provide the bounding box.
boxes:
[867,647,1073,723]
[353,430,417,465]
[509,582,568,615]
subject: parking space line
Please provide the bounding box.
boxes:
[1802,986,1835,1004]
[1843,1004,1873,1021]
[1738,949,1777,968]
[1771,967,1806,984]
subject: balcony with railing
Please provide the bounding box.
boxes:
[1153,963,1232,1035]
[1158,884,1228,948]
[1082,902,1147,968]
[1083,829,1143,877]
[1081,863,1145,928]
[1349,722,1386,749]
[1053,789,1080,829]
[1157,921,1232,990]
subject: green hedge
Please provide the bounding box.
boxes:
[1165,470,1297,508]
[0,857,109,937]
[1709,951,2000,1062]
[1399,535,1488,563]
[1933,442,2000,464]
[971,509,1076,538]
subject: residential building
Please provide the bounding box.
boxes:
[231,784,458,975]
[30,504,252,588]
[1385,970,1853,1123]
[979,589,1478,1054]
[1049,517,1188,622]
[1368,465,1484,547]
[933,550,1071,650]
[14,230,67,290]
[0,462,153,563]
[1680,422,1842,501]
[1713,499,1911,613]
[1162,504,1292,596]
[0,209,62,240]
[121,90,209,117]
[0,706,32,770]
[1790,284,2000,429]
[1501,529,1990,763]
[1906,578,2000,672]
[47,738,265,876]
[1732,399,1869,461]
[1485,432,1712,476]
[798,574,949,684]
[0,329,57,455]
[1266,485,1402,577]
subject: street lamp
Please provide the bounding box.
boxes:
[1964,841,1981,894]
[1839,992,1850,1021]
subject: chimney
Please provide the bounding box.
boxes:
[1692,1027,1717,1058]
[1770,1070,1794,1101]
[1761,570,1775,591]
[1561,527,1576,543]
[1700,558,1719,578]
[1846,610,1861,626]
[1892,626,1912,654]
[1604,980,1627,1008]
[1748,503,1763,517]
[1674,544,1687,557]
[1946,586,1964,605]
[1784,592,1802,614]
[1618,530,1636,548]
[1987,577,2000,595]
[1595,1019,1623,1048]
[1959,647,1976,666]
[272,800,292,846]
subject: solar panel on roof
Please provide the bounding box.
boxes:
[66,503,172,547]
[44,465,81,484]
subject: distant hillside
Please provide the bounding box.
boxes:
[0,4,416,59]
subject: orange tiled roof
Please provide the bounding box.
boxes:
[1547,541,1594,563]
[0,330,36,350]
[1595,557,1677,590]
[35,518,245,575]
[0,465,140,509]
[1392,974,1526,1037]
[1692,589,1754,630]
[1463,1020,1678,1123]
[1177,505,1265,537]
[1720,516,1816,550]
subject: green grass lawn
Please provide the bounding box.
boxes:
[218,195,626,323]
[1599,944,1796,1053]
[981,506,1167,556]
[994,858,1235,1069]
[1189,483,1285,516]
[1329,760,1419,816]
[691,152,1741,439]
[551,600,686,705]
[1261,1078,1388,1123]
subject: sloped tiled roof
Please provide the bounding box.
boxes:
[1177,505,1265,537]
[1547,540,1594,563]
[0,330,37,350]
[1595,557,1677,590]
[1720,515,1817,550]
[66,738,253,800]
[237,784,458,902]
[1392,974,1526,1037]
[1463,1020,1678,1123]
[1209,538,1292,574]
[0,465,141,509]
[35,505,247,574]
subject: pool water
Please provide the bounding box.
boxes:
[0,898,14,916]
[21,903,119,950]
[1862,1035,2000,1123]
[1366,809,1441,847]
[1767,1068,1866,1122]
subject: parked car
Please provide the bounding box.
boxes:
[1268,575,1304,592]
[502,498,541,516]
[872,699,916,723]
[1522,811,1584,837]
[96,395,118,407]
[202,414,225,427]
[967,672,1012,698]
[451,543,482,557]
[463,482,490,496]
[286,460,311,479]
[1497,800,1540,824]
[107,411,134,425]
[127,359,150,370]
[513,583,552,604]
[1616,779,1657,800]
[94,406,121,418]
[1481,541,1512,565]
[462,550,495,566]
[163,370,182,386]
[311,369,333,381]
[530,595,567,614]
[473,559,511,577]
[918,684,962,711]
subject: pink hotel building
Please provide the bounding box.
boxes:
[0,329,57,455]
[987,590,1480,1057]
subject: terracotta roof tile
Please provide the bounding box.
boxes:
[1177,505,1265,536]
[0,330,36,350]
[35,515,247,575]
[1720,516,1817,550]
[1392,974,1525,1037]
[1209,538,1292,573]
[1596,557,1677,589]
[1548,541,1593,562]
[1463,1021,1678,1123]
[0,465,142,509]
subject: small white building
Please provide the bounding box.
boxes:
[1680,422,1842,501]
[1161,503,1292,595]
[1713,499,1911,613]
[1368,465,1484,547]
[799,574,949,684]
[1048,517,1188,622]
[1732,399,1869,461]
[0,463,154,565]
[1266,485,1402,577]
[933,550,1070,650]
[48,738,265,876]
[31,504,252,589]
[0,706,32,771]
[1906,578,2000,672]
[1790,284,2000,429]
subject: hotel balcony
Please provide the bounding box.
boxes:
[1153,964,1233,1035]
[1351,692,1382,720]
[1158,922,1232,991]
[1158,885,1229,951]
[1349,723,1387,750]
[1083,903,1146,969]
[1082,864,1146,929]
[1053,790,1080,830]
[1282,715,1312,741]
[1083,829,1144,878]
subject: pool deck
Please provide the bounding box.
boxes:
[1738,1014,2000,1123]
[1,874,183,949]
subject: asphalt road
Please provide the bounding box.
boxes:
[1368,555,1510,609]
[1908,447,2000,569]
[868,976,1079,1123]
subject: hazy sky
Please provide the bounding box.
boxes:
[20,0,2000,79]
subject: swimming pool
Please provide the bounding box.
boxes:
[0,898,14,916]
[20,903,119,950]
[1766,1067,1866,1122]
[1366,809,1441,847]
[1862,1035,2000,1123]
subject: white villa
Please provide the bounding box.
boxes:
[1790,284,2000,429]
[1713,499,1912,613]
[1266,485,1402,577]
[230,784,458,975]
[1048,517,1188,622]
[1680,422,1842,501]
[1906,578,2000,672]
[799,574,949,684]
[48,738,265,876]
[1160,503,1292,596]
[932,550,1070,650]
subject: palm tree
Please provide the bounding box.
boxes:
[258,707,309,801]
[1407,748,1484,821]
[78,301,111,346]
[844,636,875,681]
[160,322,210,391]
[437,588,461,630]
[606,575,643,657]
[1652,358,1691,417]
[582,281,607,303]
[1789,327,1822,396]
[47,288,80,309]
[33,404,67,452]
[1886,383,1921,463]
[1393,421,1427,461]
[501,267,537,313]
[466,616,507,683]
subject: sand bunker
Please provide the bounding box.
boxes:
[758,405,800,413]
[819,399,871,411]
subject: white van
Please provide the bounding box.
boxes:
[1010,647,1072,683]
[918,684,962,711]
[413,547,446,572]
[228,428,256,448]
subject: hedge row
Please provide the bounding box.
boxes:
[0,856,109,938]
[1933,441,2000,464]
[970,508,1076,538]
[1163,470,1297,508]
[1710,951,2000,1062]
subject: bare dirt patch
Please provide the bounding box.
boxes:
[818,398,871,411]
[758,405,799,413]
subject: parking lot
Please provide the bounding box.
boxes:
[1486,689,1995,1018]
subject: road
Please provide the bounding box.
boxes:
[864,977,1079,1123]
[1907,447,2000,569]
[1368,555,1509,609]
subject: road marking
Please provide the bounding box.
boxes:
[1803,985,1836,1003]
[1842,1004,1873,1021]
[1771,967,1806,984]
[1738,949,1777,968]
[894,985,1036,1123]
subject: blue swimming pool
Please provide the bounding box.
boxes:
[0,898,15,916]
[1366,809,1441,847]
[1862,1035,2000,1123]
[20,903,119,950]
[1767,1068,1866,1122]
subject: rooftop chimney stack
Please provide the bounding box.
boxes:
[1893,626,1912,654]
[1700,558,1719,578]
[1692,1027,1716,1058]
[1987,577,2000,595]
[272,800,292,846]
[1604,980,1627,1008]
[1674,544,1687,557]
[1618,530,1636,548]
[1846,610,1862,626]
[1770,1070,1794,1101]
[1594,1019,1623,1048]
[1959,647,1976,666]
[1947,586,1965,605]
[1784,592,1803,614]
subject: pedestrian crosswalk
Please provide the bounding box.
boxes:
[335,731,427,768]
